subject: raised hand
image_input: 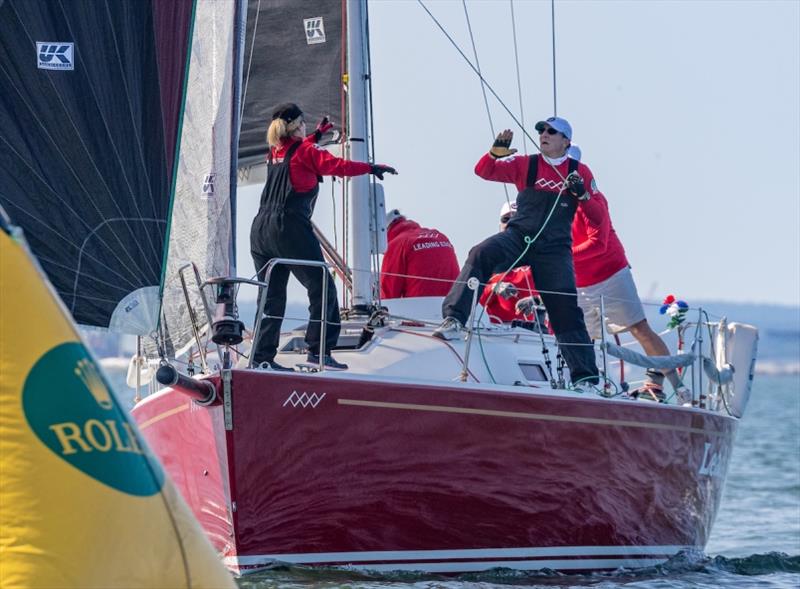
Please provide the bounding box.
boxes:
[310,116,333,142]
[489,129,517,159]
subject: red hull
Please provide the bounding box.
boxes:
[132,370,736,574]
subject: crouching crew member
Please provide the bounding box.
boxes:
[434,117,599,386]
[251,103,396,371]
[380,209,459,299]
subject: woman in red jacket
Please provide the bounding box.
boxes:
[250,103,396,371]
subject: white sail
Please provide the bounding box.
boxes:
[160,0,238,355]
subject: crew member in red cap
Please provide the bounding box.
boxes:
[380,209,459,299]
[434,116,600,386]
[251,103,397,371]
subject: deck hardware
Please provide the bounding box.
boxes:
[223,368,233,430]
[460,277,480,382]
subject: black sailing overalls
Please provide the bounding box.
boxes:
[250,141,340,365]
[442,155,599,384]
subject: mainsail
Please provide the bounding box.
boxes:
[0,0,237,356]
[239,0,346,168]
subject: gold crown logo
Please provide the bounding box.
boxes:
[74,358,113,410]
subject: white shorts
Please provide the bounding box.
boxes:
[577,267,646,340]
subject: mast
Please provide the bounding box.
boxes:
[346,0,373,311]
[229,0,248,275]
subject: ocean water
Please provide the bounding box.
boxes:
[231,374,800,589]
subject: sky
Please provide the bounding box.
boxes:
[236,0,800,307]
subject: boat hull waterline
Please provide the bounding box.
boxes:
[132,370,736,575]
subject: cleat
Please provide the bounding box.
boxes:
[432,317,463,341]
[306,353,348,371]
[258,360,294,372]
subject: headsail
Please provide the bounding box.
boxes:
[0,0,237,357]
[239,0,346,168]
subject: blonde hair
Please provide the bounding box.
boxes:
[266,116,303,147]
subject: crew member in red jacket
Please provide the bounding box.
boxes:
[380,210,459,299]
[570,150,688,401]
[434,117,599,386]
[250,103,396,371]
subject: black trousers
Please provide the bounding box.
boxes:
[251,212,340,364]
[442,229,599,384]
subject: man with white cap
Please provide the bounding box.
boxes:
[380,209,459,299]
[434,116,601,386]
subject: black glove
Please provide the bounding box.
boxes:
[370,164,397,180]
[493,281,518,300]
[564,171,588,200]
[490,130,517,159]
[515,295,542,316]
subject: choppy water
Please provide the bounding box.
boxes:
[231,374,800,589]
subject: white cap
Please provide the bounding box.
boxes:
[499,201,517,218]
[385,208,404,227]
[567,145,582,161]
[534,116,573,140]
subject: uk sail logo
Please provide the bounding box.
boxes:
[304,17,326,45]
[37,42,74,70]
[202,173,217,197]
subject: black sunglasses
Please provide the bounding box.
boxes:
[538,127,560,136]
[500,214,512,223]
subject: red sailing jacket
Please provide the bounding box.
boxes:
[475,152,627,287]
[474,152,601,200]
[571,192,629,287]
[380,219,459,299]
[269,137,372,192]
[480,266,539,323]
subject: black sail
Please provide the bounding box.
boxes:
[239,0,345,167]
[0,0,194,329]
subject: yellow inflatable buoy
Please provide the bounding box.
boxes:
[0,216,235,588]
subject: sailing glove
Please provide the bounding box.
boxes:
[515,296,541,316]
[309,116,333,143]
[370,164,398,180]
[565,171,589,200]
[490,129,517,159]
[493,281,518,300]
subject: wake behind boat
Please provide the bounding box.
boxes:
[0,0,758,577]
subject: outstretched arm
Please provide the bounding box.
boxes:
[474,130,528,191]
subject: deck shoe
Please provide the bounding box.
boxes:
[432,317,463,341]
[258,360,295,372]
[307,353,348,371]
[675,386,693,406]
